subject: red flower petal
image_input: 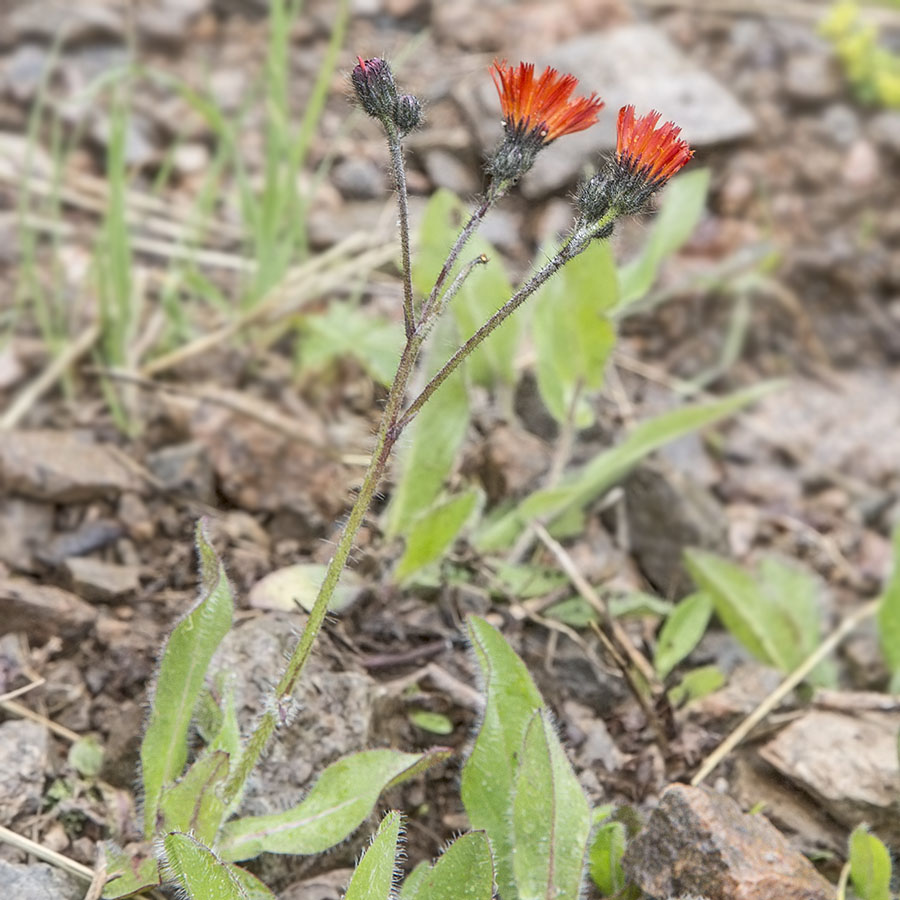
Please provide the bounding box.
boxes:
[491,60,603,143]
[616,105,693,186]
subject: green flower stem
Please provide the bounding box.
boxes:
[386,123,416,338]
[223,332,423,805]
[396,225,597,433]
[418,180,508,324]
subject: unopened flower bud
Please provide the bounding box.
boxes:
[393,93,422,136]
[351,56,398,122]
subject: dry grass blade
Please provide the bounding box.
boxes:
[691,597,882,786]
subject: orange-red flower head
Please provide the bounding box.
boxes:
[490,60,604,145]
[615,105,693,188]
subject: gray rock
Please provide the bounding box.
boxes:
[624,464,729,599]
[0,497,53,574]
[0,861,81,900]
[0,576,97,641]
[784,53,841,103]
[9,2,123,44]
[820,103,862,148]
[146,441,215,503]
[0,720,47,822]
[870,110,900,157]
[64,556,141,603]
[463,25,755,197]
[0,44,51,103]
[423,148,479,196]
[331,157,385,200]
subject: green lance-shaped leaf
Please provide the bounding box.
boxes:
[512,710,591,900]
[461,615,545,900]
[399,831,494,900]
[654,592,713,680]
[344,811,402,900]
[684,549,822,675]
[394,488,480,582]
[588,820,627,896]
[158,750,229,846]
[533,240,618,428]
[162,831,276,900]
[141,521,235,838]
[616,168,710,311]
[877,525,900,691]
[218,747,449,861]
[476,382,778,551]
[102,843,160,899]
[849,825,893,900]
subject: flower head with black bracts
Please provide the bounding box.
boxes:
[487,60,603,185]
[576,105,693,228]
[351,56,422,136]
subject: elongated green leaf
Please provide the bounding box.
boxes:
[513,711,590,900]
[399,831,494,900]
[159,750,229,845]
[384,314,470,538]
[877,526,900,690]
[588,821,627,896]
[162,832,277,899]
[533,240,618,426]
[849,825,892,900]
[219,747,448,861]
[668,664,725,705]
[654,592,713,679]
[102,844,160,899]
[394,489,479,582]
[477,383,777,551]
[141,522,234,838]
[617,168,710,309]
[684,549,786,668]
[461,616,545,900]
[344,811,402,900]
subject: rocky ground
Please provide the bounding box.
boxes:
[1,0,899,898]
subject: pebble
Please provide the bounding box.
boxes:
[331,156,385,200]
[0,575,97,640]
[423,148,478,197]
[820,103,862,148]
[869,110,900,158]
[842,138,880,189]
[0,861,81,900]
[64,556,141,603]
[784,53,841,104]
[0,720,47,821]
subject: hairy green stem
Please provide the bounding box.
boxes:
[386,124,416,338]
[396,227,597,432]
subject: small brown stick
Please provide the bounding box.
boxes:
[0,676,45,703]
[691,597,881,786]
[0,322,100,430]
[532,522,662,692]
[0,698,81,743]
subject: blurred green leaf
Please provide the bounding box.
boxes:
[159,750,229,846]
[489,562,568,599]
[849,825,892,900]
[877,526,900,691]
[297,302,404,387]
[533,240,618,426]
[394,489,480,582]
[344,811,402,900]
[654,592,713,680]
[588,820,627,896]
[616,168,710,310]
[140,521,234,838]
[68,735,104,778]
[385,312,470,539]
[477,383,777,552]
[513,710,591,900]
[219,747,448,861]
[461,615,544,900]
[409,709,454,735]
[399,831,494,900]
[668,664,725,705]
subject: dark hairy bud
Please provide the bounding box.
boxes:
[393,94,423,136]
[351,57,398,121]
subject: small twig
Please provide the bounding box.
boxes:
[0,824,94,881]
[532,522,662,692]
[691,597,881,786]
[0,698,81,743]
[0,676,45,703]
[0,322,100,430]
